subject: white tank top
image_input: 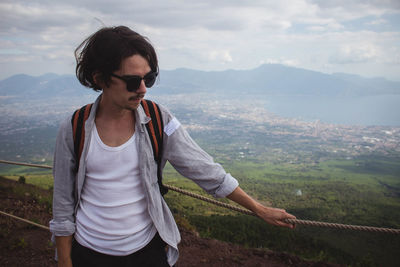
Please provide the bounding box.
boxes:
[75,125,156,256]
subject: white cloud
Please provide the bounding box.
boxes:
[0,54,36,63]
[262,58,300,67]
[331,44,379,64]
[367,18,388,26]
[0,0,399,80]
[208,50,233,63]
[311,0,400,19]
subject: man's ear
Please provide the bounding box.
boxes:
[93,72,105,89]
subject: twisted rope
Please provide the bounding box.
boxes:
[165,184,400,234]
[1,159,400,234]
[165,184,255,216]
[283,219,400,234]
[0,210,50,231]
[0,159,52,169]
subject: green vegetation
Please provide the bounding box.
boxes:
[163,155,400,267]
[1,120,399,266]
[0,175,53,213]
[4,173,53,190]
[0,125,57,165]
[18,175,26,184]
[1,155,399,266]
[11,238,28,250]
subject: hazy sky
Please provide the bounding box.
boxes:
[1,0,400,80]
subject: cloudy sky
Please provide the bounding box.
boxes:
[1,0,400,81]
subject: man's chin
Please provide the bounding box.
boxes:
[126,101,141,111]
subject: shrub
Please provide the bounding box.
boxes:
[18,176,26,184]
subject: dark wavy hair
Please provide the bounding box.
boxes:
[75,26,159,91]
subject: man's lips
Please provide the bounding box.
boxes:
[129,94,145,101]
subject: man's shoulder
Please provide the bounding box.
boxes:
[142,99,173,117]
[72,103,94,114]
[58,103,93,131]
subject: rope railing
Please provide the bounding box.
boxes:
[1,159,400,234]
[165,184,400,234]
[0,210,50,231]
[0,159,52,169]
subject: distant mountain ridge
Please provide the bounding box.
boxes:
[2,64,399,126]
[0,73,95,99]
[1,64,399,99]
[156,64,400,96]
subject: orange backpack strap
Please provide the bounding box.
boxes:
[140,99,163,160]
[140,99,167,195]
[71,103,93,165]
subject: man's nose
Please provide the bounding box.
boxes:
[136,80,147,94]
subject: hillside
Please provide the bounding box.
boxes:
[0,176,341,266]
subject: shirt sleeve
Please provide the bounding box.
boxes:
[49,117,77,236]
[160,105,239,198]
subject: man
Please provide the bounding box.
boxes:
[50,26,296,267]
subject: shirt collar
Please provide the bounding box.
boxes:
[136,102,151,124]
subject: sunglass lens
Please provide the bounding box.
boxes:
[126,77,142,92]
[144,72,157,88]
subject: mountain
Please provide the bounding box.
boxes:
[1,65,400,126]
[331,72,400,95]
[156,64,400,97]
[1,65,399,99]
[0,73,96,99]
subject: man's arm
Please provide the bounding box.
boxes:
[50,118,78,266]
[159,106,296,225]
[55,235,73,267]
[227,186,296,228]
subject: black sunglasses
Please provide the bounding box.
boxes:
[110,71,158,92]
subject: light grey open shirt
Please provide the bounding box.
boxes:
[49,95,239,266]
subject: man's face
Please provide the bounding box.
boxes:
[102,54,151,111]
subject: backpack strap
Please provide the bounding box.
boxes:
[71,103,93,166]
[140,99,168,195]
[71,100,167,195]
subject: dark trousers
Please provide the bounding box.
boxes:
[71,233,169,267]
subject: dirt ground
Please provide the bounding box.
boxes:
[0,177,341,266]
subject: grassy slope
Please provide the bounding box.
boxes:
[1,156,399,266]
[163,157,400,267]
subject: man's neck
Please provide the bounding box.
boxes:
[94,98,136,147]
